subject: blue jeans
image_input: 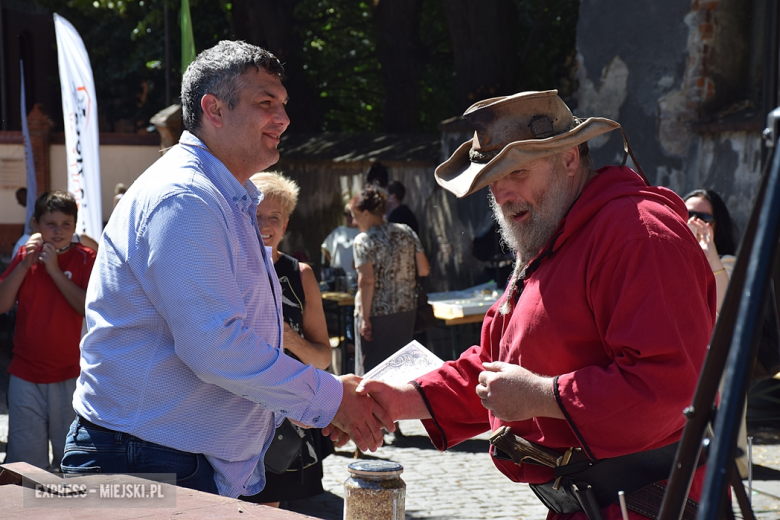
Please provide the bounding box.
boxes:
[61,416,219,494]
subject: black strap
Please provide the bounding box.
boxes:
[553,441,698,505]
[531,441,704,518]
[76,415,116,434]
[618,127,649,185]
[572,482,604,520]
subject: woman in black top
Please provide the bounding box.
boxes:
[242,172,332,507]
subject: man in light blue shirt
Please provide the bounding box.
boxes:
[61,41,391,498]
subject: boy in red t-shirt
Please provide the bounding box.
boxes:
[0,191,96,470]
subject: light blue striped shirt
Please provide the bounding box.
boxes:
[73,131,343,497]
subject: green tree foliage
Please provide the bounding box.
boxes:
[35,0,579,134]
[35,0,231,132]
[514,0,581,97]
[292,0,384,132]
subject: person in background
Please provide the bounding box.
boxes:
[321,203,360,278]
[683,188,737,315]
[472,221,514,289]
[684,188,750,477]
[14,187,27,208]
[242,171,333,506]
[350,184,429,375]
[14,187,99,256]
[0,191,96,470]
[72,232,99,252]
[113,183,127,208]
[366,162,389,188]
[386,180,419,235]
[60,40,390,498]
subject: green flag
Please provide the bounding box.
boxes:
[181,0,196,74]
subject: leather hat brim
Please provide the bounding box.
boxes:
[434,117,621,198]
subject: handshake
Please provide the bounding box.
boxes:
[318,361,564,451]
[320,374,429,452]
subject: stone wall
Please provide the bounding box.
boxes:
[574,0,769,239]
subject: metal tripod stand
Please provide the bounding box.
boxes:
[659,108,780,520]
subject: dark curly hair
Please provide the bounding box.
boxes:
[366,162,389,188]
[181,41,284,135]
[33,190,78,223]
[354,184,386,216]
[683,188,737,256]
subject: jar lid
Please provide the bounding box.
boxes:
[348,460,404,477]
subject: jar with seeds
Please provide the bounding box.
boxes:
[343,460,405,520]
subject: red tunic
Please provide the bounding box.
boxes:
[1,243,96,383]
[415,167,716,519]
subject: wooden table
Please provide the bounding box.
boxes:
[429,293,496,359]
[0,462,308,519]
[321,291,355,375]
[320,291,354,306]
[433,310,487,326]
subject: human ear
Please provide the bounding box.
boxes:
[200,94,224,129]
[563,147,580,177]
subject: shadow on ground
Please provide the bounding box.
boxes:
[374,432,491,454]
[283,492,343,520]
[751,464,780,480]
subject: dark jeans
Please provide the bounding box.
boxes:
[61,416,219,495]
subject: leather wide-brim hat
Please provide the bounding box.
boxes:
[435,90,622,198]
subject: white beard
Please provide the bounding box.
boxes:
[489,159,572,267]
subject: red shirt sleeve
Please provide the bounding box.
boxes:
[415,304,504,450]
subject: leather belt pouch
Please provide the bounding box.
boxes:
[264,418,303,474]
[529,479,582,514]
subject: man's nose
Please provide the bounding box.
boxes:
[489,177,516,206]
[275,104,290,130]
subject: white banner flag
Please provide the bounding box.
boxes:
[54,13,102,238]
[20,61,36,234]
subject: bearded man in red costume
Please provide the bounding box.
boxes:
[332,91,716,520]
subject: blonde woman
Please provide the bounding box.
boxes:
[242,172,332,506]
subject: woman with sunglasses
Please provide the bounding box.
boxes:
[683,188,738,314]
[684,188,751,478]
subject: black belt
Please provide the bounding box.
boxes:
[527,442,702,520]
[76,415,117,434]
[490,427,704,520]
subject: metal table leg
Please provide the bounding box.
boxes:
[341,305,353,375]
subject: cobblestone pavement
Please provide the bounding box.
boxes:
[0,415,778,519]
[285,420,548,520]
[283,421,780,520]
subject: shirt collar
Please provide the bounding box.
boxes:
[179,131,260,212]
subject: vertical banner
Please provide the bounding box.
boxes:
[20,61,36,234]
[54,13,102,238]
[181,0,196,74]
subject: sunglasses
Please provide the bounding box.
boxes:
[688,210,714,224]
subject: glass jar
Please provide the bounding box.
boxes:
[343,460,405,520]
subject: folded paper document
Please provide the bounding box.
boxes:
[363,340,444,386]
